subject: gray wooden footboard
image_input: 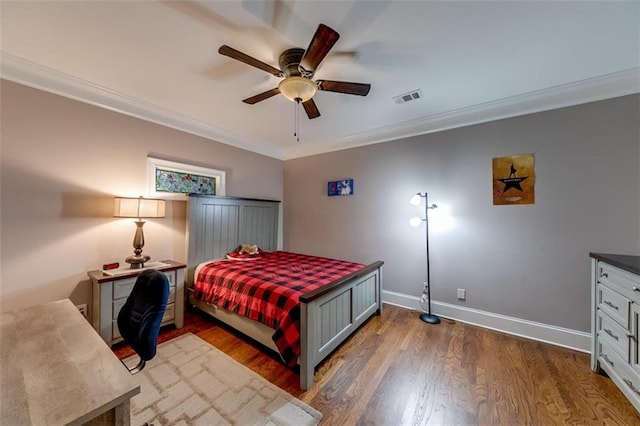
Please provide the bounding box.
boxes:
[299,261,384,389]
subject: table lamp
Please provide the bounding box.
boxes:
[114,196,165,269]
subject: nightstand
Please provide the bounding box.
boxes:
[87,260,186,346]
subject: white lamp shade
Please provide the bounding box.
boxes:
[114,197,165,218]
[278,76,318,102]
[409,194,422,206]
[409,216,423,227]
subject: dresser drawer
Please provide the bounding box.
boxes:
[599,263,640,302]
[599,338,640,408]
[597,283,631,328]
[113,302,175,340]
[597,310,630,361]
[599,337,622,371]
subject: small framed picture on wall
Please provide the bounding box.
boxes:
[492,153,535,205]
[328,179,354,196]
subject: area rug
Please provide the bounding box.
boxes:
[124,333,322,425]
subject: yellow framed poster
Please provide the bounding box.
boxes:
[492,153,535,205]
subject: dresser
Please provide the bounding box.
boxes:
[88,260,186,346]
[590,253,640,412]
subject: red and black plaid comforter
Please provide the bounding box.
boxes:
[193,251,365,366]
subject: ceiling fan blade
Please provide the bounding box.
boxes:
[300,24,340,74]
[317,80,371,96]
[243,88,280,104]
[302,98,321,119]
[219,45,283,77]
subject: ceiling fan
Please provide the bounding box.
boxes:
[218,23,371,120]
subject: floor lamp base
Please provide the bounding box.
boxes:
[420,312,441,324]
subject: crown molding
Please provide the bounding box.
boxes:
[283,67,640,160]
[0,53,283,160]
[2,53,637,162]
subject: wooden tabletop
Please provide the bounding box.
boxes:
[0,299,139,425]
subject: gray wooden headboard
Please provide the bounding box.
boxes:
[186,195,280,285]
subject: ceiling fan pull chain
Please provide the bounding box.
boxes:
[295,98,300,142]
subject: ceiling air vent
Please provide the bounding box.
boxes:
[393,89,422,104]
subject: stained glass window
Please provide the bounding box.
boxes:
[155,168,216,195]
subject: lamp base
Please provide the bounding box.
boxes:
[126,254,151,269]
[420,312,441,324]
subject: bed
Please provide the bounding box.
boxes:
[186,195,383,389]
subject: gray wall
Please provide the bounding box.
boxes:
[0,80,283,315]
[283,94,640,332]
[2,77,638,337]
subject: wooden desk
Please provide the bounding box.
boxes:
[0,299,140,425]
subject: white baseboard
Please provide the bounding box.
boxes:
[382,290,591,353]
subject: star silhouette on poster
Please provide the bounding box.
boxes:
[498,163,529,192]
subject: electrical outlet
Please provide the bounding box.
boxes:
[76,304,87,318]
[457,288,466,301]
[420,282,429,304]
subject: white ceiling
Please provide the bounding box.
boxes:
[1,1,638,160]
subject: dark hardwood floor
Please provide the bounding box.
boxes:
[113,304,640,425]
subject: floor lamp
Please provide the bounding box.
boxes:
[410,192,440,324]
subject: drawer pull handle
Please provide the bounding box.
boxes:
[604,328,619,340]
[602,353,614,367]
[602,272,609,278]
[623,379,640,396]
[604,300,619,310]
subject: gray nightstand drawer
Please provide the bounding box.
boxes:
[112,286,176,320]
[113,277,138,300]
[113,272,175,300]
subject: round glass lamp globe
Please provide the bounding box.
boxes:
[409,216,423,227]
[409,194,422,206]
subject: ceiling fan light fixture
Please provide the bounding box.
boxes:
[278,76,317,103]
